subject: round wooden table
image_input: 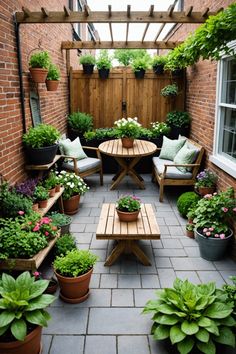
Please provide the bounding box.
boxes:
[99,139,157,190]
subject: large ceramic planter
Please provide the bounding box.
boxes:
[25,144,58,165]
[46,80,59,91]
[116,209,140,222]
[0,326,42,354]
[169,125,190,139]
[121,137,134,148]
[195,228,233,261]
[55,268,93,303]
[198,186,216,196]
[63,194,80,215]
[29,68,48,83]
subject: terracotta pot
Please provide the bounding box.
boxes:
[186,230,194,238]
[38,200,48,209]
[63,194,80,215]
[198,186,216,196]
[44,278,58,294]
[49,188,56,197]
[29,68,48,83]
[32,203,39,212]
[0,326,42,354]
[46,80,59,91]
[116,208,140,222]
[121,137,134,148]
[54,268,93,303]
[55,184,61,193]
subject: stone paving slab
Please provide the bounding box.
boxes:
[118,335,150,354]
[112,289,134,307]
[49,335,85,354]
[85,335,116,354]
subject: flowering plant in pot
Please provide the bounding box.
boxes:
[53,248,98,303]
[116,195,141,222]
[28,50,51,83]
[195,169,218,196]
[114,117,142,148]
[33,185,49,208]
[0,271,55,354]
[46,63,60,91]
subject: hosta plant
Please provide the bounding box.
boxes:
[143,278,235,354]
[0,272,55,341]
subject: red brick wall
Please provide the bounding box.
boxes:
[168,0,236,192]
[0,0,79,183]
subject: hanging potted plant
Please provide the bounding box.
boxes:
[195,169,218,196]
[131,56,150,79]
[53,248,98,303]
[116,195,141,222]
[114,117,142,148]
[46,63,60,91]
[79,54,96,75]
[0,271,55,354]
[96,50,112,79]
[28,51,51,83]
[152,55,167,75]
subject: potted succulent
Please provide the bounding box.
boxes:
[46,63,60,91]
[114,117,142,148]
[67,111,93,141]
[33,185,49,208]
[79,54,96,75]
[28,50,51,83]
[53,248,98,303]
[143,278,236,354]
[48,212,72,235]
[186,222,195,238]
[96,50,113,79]
[0,271,55,354]
[57,171,89,215]
[152,55,167,75]
[166,111,191,139]
[131,56,150,79]
[116,195,141,222]
[54,233,76,256]
[22,124,60,165]
[195,169,218,196]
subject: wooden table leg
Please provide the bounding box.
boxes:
[104,241,126,266]
[129,241,151,266]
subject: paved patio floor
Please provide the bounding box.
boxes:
[41,174,236,354]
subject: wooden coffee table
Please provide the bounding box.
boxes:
[96,203,160,266]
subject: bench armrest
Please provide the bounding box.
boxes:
[163,163,200,177]
[82,146,102,159]
[60,154,80,174]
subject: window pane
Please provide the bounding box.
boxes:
[221,58,236,105]
[219,107,236,160]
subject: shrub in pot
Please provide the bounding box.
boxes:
[53,248,98,303]
[152,55,167,74]
[28,50,51,83]
[96,50,112,79]
[22,124,60,165]
[46,63,60,91]
[79,54,96,74]
[131,55,150,79]
[166,111,191,139]
[54,233,76,256]
[33,185,49,208]
[0,271,55,354]
[49,212,72,235]
[143,278,236,354]
[68,111,93,140]
[177,192,200,218]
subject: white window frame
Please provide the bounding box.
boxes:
[210,41,236,178]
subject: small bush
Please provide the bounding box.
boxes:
[177,192,200,218]
[55,233,77,256]
[68,111,93,134]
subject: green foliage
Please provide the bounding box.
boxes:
[186,223,194,231]
[166,111,191,128]
[79,54,96,65]
[54,249,98,277]
[47,63,60,80]
[44,171,58,189]
[0,272,55,341]
[33,186,49,202]
[29,51,51,69]
[143,278,236,354]
[22,124,60,148]
[223,276,236,320]
[114,117,142,138]
[195,169,218,188]
[177,192,200,218]
[57,171,89,200]
[96,50,113,69]
[152,55,167,67]
[116,195,141,212]
[55,233,76,256]
[161,84,178,97]
[113,49,149,66]
[48,212,72,228]
[68,111,93,134]
[150,122,171,138]
[84,128,117,141]
[131,55,151,72]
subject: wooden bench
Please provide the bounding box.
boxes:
[96,203,160,266]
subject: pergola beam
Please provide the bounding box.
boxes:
[41,7,49,18]
[63,6,71,17]
[185,6,193,17]
[141,5,154,43]
[154,23,165,42]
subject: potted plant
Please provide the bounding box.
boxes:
[195,169,218,196]
[22,124,61,165]
[57,171,89,215]
[131,56,150,79]
[46,63,60,91]
[152,55,167,75]
[116,195,141,222]
[193,188,236,261]
[0,271,55,354]
[176,191,200,218]
[166,111,191,139]
[96,50,112,79]
[186,222,195,238]
[53,248,98,303]
[33,185,49,208]
[54,233,76,256]
[28,50,51,83]
[44,171,58,197]
[67,111,93,141]
[114,117,142,148]
[79,54,96,75]
[160,83,178,98]
[186,208,195,224]
[32,271,58,295]
[143,278,235,354]
[48,212,72,235]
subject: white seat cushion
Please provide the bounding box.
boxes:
[152,157,192,179]
[62,157,101,173]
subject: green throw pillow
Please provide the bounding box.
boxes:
[159,136,186,161]
[60,137,87,160]
[173,143,196,172]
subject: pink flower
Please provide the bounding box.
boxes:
[222,207,228,213]
[213,192,217,195]
[33,271,40,277]
[209,227,214,231]
[204,194,212,199]
[18,210,24,215]
[214,234,219,238]
[203,228,208,233]
[206,232,211,236]
[45,231,49,236]
[40,217,51,225]
[33,224,40,232]
[220,234,225,239]
[233,208,236,212]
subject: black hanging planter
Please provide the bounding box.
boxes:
[134,69,145,79]
[25,144,58,165]
[98,68,110,79]
[82,64,94,75]
[172,68,184,77]
[153,65,164,75]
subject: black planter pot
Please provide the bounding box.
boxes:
[153,65,164,75]
[134,69,145,79]
[82,64,94,75]
[25,144,58,165]
[169,126,190,139]
[98,68,110,79]
[171,68,184,77]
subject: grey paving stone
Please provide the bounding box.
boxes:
[171,257,216,271]
[120,259,138,274]
[213,258,236,270]
[175,271,200,284]
[180,238,198,247]
[43,308,88,334]
[85,223,98,232]
[90,248,107,262]
[74,232,93,244]
[93,261,110,274]
[151,240,163,248]
[100,274,118,288]
[76,289,111,307]
[50,335,84,354]
[42,335,52,354]
[72,216,95,224]
[219,271,235,283]
[88,308,151,334]
[137,263,157,274]
[90,208,103,216]
[159,225,170,235]
[112,289,134,307]
[118,335,150,354]
[118,274,141,288]
[85,335,116,354]
[72,207,91,217]
[162,238,183,249]
[77,243,90,250]
[90,237,109,249]
[157,211,176,218]
[168,226,185,236]
[70,224,86,232]
[90,273,100,288]
[109,263,121,273]
[154,248,186,257]
[134,289,156,307]
[158,268,176,288]
[155,257,172,268]
[164,217,180,226]
[156,217,166,225]
[197,271,226,287]
[141,274,160,288]
[184,246,201,257]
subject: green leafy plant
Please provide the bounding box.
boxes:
[48,212,72,228]
[0,271,55,341]
[22,124,60,148]
[131,56,151,72]
[195,169,218,188]
[177,192,200,218]
[47,63,60,80]
[68,111,93,135]
[33,185,49,201]
[79,54,96,65]
[152,55,167,67]
[29,51,51,69]
[143,278,236,354]
[150,122,171,138]
[84,128,117,141]
[116,195,141,212]
[186,222,195,231]
[166,111,191,128]
[114,117,142,138]
[187,208,195,222]
[223,276,236,320]
[114,49,148,66]
[54,233,76,256]
[96,50,112,69]
[44,171,58,189]
[57,171,89,200]
[53,249,98,277]
[161,84,178,97]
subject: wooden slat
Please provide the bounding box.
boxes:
[126,23,129,44]
[41,7,49,17]
[168,4,175,17]
[154,23,165,42]
[127,5,131,18]
[185,6,193,17]
[22,6,31,18]
[142,23,149,42]
[201,7,209,17]
[108,5,112,17]
[63,6,71,17]
[96,203,109,236]
[109,23,113,42]
[144,204,160,236]
[149,5,154,17]
[83,4,90,17]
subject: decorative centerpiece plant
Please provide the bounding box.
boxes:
[114,117,142,148]
[116,195,141,222]
[195,169,218,196]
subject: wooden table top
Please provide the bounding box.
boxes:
[98,139,157,158]
[96,203,160,240]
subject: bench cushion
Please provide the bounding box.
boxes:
[152,157,193,179]
[62,157,101,173]
[159,136,186,161]
[173,143,196,172]
[60,137,87,160]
